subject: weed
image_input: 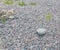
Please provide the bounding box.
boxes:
[18,1,26,6]
[45,13,52,21]
[0,17,7,23]
[30,2,36,6]
[4,0,13,4]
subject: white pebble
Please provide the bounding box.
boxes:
[37,28,47,35]
[8,16,14,19]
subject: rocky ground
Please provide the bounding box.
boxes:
[0,0,60,50]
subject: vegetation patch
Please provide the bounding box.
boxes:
[0,17,7,23]
[45,13,52,21]
[18,1,26,6]
[4,0,13,5]
[30,2,36,6]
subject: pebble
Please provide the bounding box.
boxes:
[8,16,15,19]
[36,28,47,36]
[0,24,5,28]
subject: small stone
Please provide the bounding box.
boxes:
[8,16,14,19]
[7,9,15,15]
[36,28,47,36]
[0,24,5,28]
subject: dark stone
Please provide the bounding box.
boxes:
[0,24,5,28]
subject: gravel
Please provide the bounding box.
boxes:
[0,0,60,50]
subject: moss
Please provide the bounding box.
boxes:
[45,13,52,21]
[4,0,13,5]
[30,2,36,6]
[18,1,26,6]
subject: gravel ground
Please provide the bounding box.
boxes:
[0,0,60,50]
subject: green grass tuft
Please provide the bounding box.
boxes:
[18,1,26,6]
[4,0,13,5]
[30,2,36,6]
[45,13,52,21]
[0,17,7,23]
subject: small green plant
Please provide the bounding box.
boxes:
[4,0,13,5]
[18,1,26,6]
[45,13,52,21]
[0,17,7,23]
[30,2,36,6]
